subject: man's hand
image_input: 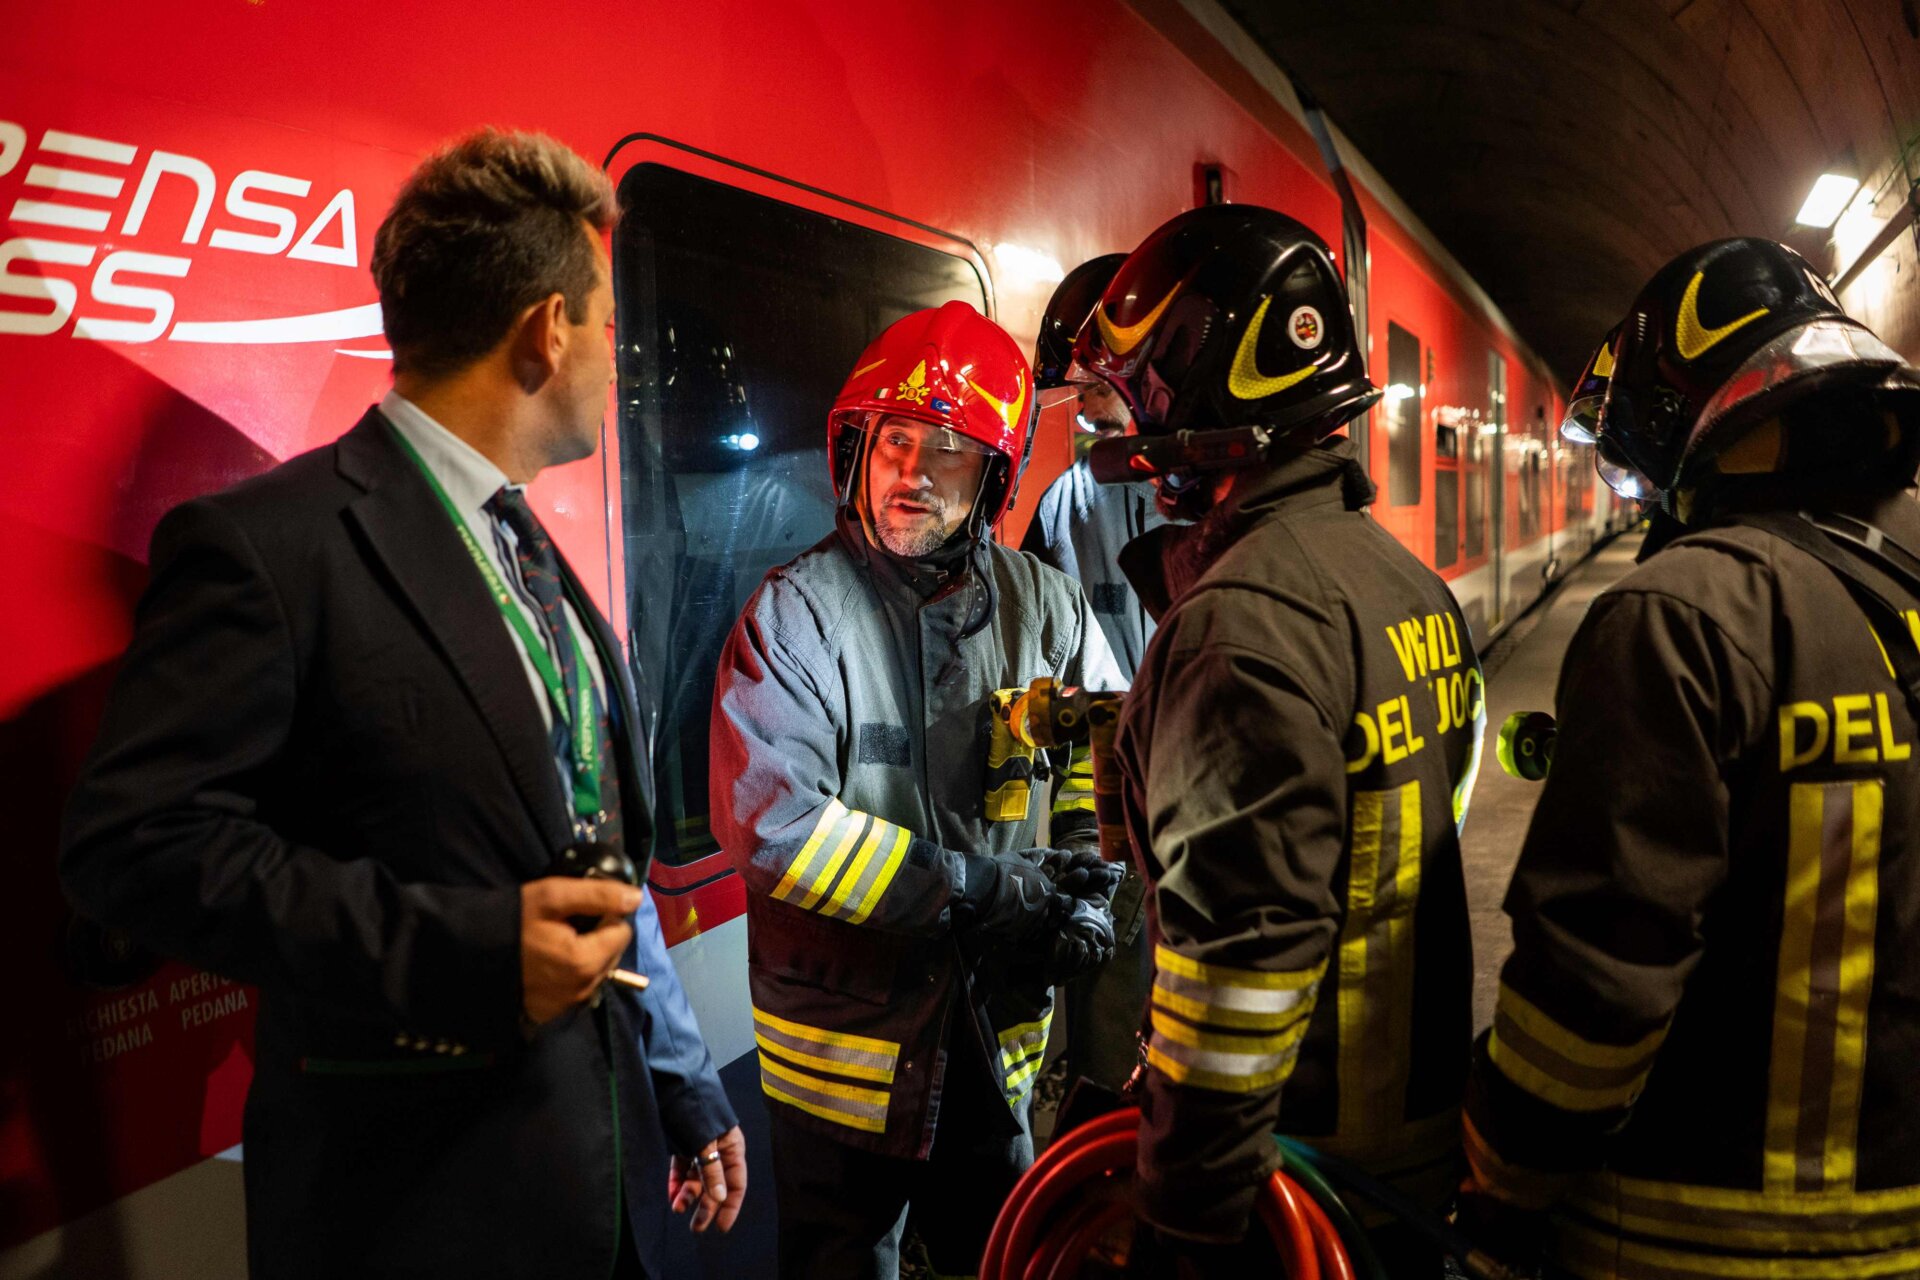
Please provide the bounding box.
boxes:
[520,879,639,1025]
[669,1125,748,1233]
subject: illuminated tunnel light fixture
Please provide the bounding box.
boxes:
[723,432,760,451]
[1383,382,1416,403]
[1796,173,1862,229]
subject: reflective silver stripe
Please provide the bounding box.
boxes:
[752,1008,899,1084]
[1152,968,1316,1030]
[821,817,911,924]
[997,1014,1052,1096]
[758,1053,890,1134]
[1146,1005,1307,1093]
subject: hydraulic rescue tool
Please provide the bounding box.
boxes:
[1000,677,1128,863]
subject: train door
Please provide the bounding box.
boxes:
[607,149,991,1275]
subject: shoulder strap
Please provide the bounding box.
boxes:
[1723,510,1920,723]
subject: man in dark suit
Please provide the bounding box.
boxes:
[60,129,743,1280]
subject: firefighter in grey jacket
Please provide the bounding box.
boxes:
[710,301,1124,1280]
[1022,255,1165,1101]
[1022,254,1165,681]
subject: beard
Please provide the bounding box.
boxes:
[873,494,956,558]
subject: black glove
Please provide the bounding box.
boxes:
[953,852,1059,940]
[1050,893,1116,978]
[1036,846,1126,902]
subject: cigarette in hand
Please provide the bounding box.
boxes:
[609,968,650,992]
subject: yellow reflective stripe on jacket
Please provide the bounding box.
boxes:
[1337,781,1422,1137]
[1146,1007,1307,1093]
[1766,779,1883,1195]
[1567,1172,1920,1255]
[767,799,914,926]
[1487,981,1668,1113]
[997,1013,1052,1098]
[1145,947,1319,1095]
[1553,1214,1920,1279]
[1152,955,1320,1036]
[751,1007,900,1085]
[758,1052,890,1134]
[1052,743,1096,815]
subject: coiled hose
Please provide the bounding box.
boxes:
[978,1106,1343,1279]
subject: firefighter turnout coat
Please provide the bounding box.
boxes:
[1115,441,1486,1239]
[710,519,1113,1159]
[1466,490,1920,1278]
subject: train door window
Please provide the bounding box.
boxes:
[1385,322,1423,507]
[1432,368,1458,570]
[613,163,987,865]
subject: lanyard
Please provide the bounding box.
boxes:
[389,426,603,822]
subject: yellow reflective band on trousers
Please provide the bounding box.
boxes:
[985,688,1037,822]
[752,1006,900,1135]
[1565,1172,1920,1256]
[1488,983,1667,1112]
[1337,781,1422,1137]
[997,1013,1052,1100]
[1766,779,1882,1195]
[768,798,914,925]
[1053,744,1097,815]
[1553,1214,1920,1279]
[1146,946,1323,1093]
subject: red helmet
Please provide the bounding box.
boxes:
[828,300,1034,527]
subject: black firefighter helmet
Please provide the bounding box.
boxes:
[1595,236,1920,501]
[1034,253,1127,394]
[1069,205,1378,509]
[1074,205,1377,434]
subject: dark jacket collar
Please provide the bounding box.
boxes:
[1120,438,1373,620]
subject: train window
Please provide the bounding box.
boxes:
[1433,393,1458,570]
[1385,322,1423,507]
[612,163,987,865]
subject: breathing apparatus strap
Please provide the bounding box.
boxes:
[1728,510,1920,722]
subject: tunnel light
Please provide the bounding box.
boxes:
[1795,173,1861,229]
[1383,382,1416,403]
[722,432,760,452]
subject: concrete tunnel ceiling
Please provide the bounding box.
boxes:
[1217,0,1920,384]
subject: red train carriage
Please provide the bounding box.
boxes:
[0,0,1623,1270]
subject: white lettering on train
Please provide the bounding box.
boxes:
[0,118,361,342]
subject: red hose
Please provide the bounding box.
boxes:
[1294,1180,1357,1280]
[981,1106,1347,1280]
[981,1107,1137,1275]
[1259,1171,1320,1280]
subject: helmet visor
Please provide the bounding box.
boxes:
[1596,434,1660,500]
[861,417,999,492]
[1688,318,1905,452]
[1561,394,1603,444]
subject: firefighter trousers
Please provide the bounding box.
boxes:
[770,1025,1033,1280]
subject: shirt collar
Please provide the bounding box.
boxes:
[379,389,518,518]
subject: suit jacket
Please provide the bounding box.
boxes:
[61,408,735,1280]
